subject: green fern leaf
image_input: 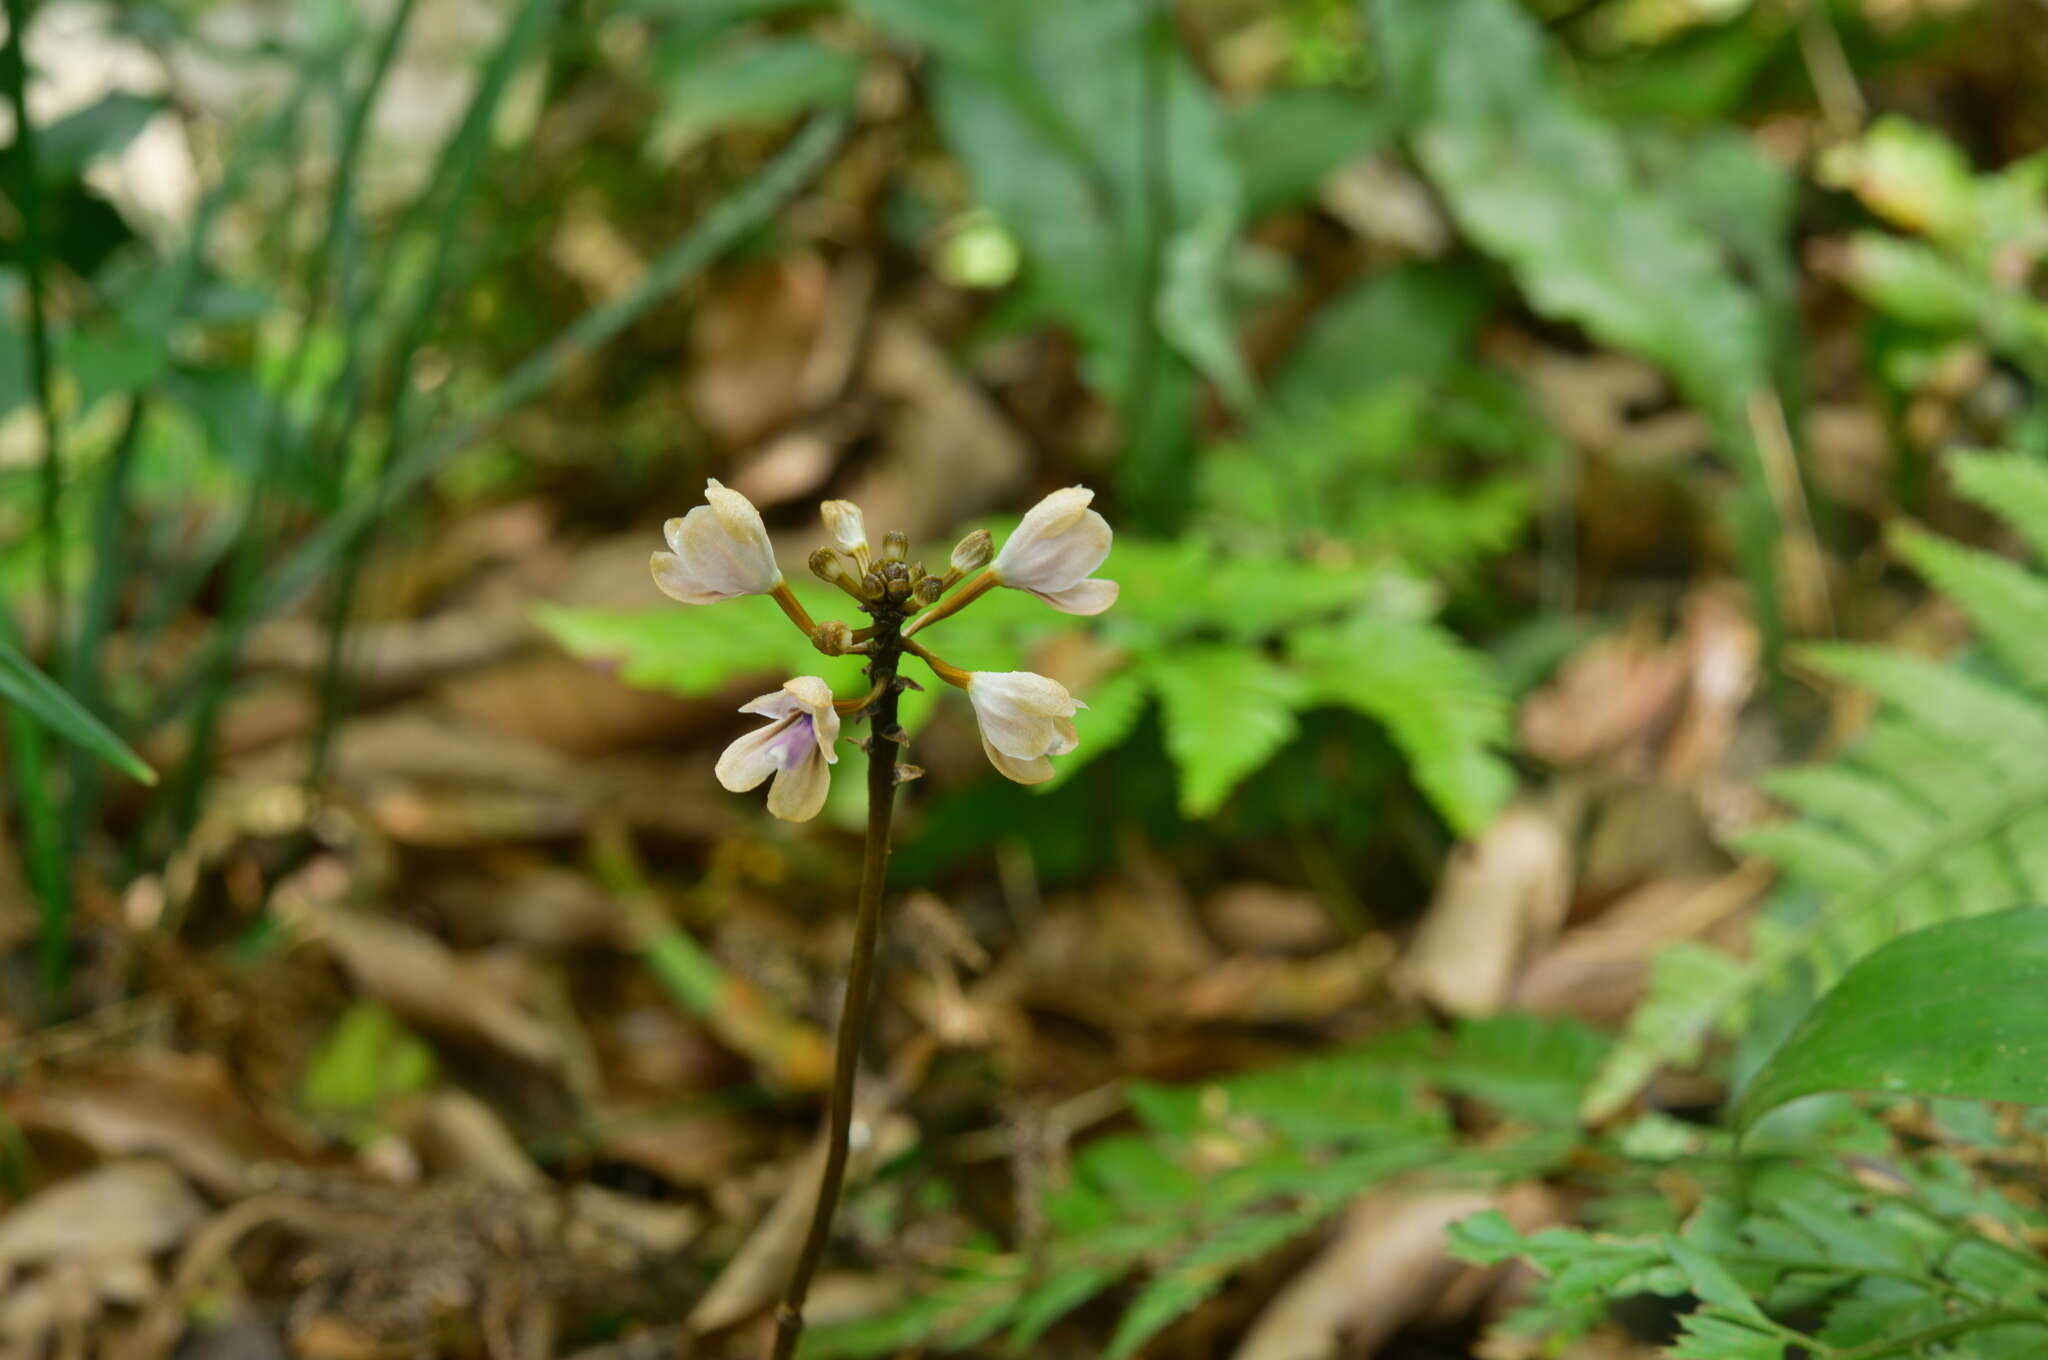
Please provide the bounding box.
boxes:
[1290,614,1513,835]
[1951,450,2048,561]
[1891,523,2048,690]
[1590,456,2048,1115]
[1583,942,1752,1122]
[1666,1311,1789,1360]
[1147,646,1309,817]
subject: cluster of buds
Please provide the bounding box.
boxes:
[651,481,1117,821]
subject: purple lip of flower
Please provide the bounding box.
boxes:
[768,713,816,768]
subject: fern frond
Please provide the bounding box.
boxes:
[1290,613,1515,835]
[1588,454,2048,1117]
[1890,523,2048,690]
[1951,449,2048,560]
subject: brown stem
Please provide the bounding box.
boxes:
[771,622,902,1360]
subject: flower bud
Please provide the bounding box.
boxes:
[861,570,886,600]
[811,620,854,656]
[651,480,783,605]
[912,576,943,606]
[820,500,867,557]
[881,529,910,563]
[950,528,993,573]
[809,547,856,589]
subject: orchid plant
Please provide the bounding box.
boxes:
[649,480,1116,1356]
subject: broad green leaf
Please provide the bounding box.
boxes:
[533,596,834,696]
[1841,233,1985,328]
[1145,645,1308,817]
[1736,907,2048,1132]
[0,640,155,784]
[1270,263,1491,415]
[655,35,858,148]
[864,0,1245,523]
[1225,86,1392,219]
[1371,0,1769,420]
[1369,0,1783,645]
[33,92,164,184]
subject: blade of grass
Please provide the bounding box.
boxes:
[59,394,147,854]
[146,110,848,729]
[157,0,428,847]
[303,0,557,794]
[3,0,62,641]
[3,0,73,994]
[0,636,155,785]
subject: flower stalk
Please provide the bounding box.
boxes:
[646,481,1116,1355]
[772,623,900,1360]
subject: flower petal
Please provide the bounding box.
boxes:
[820,500,867,556]
[652,550,736,606]
[967,671,1082,762]
[781,675,842,761]
[993,494,1111,595]
[980,734,1055,785]
[1029,577,1119,615]
[766,750,832,820]
[716,716,795,792]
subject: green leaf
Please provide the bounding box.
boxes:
[655,35,858,147]
[33,92,164,184]
[1370,0,1769,422]
[1270,263,1491,415]
[0,640,155,784]
[1145,646,1308,817]
[1952,449,2048,564]
[865,0,1245,522]
[1666,1310,1788,1360]
[533,597,832,696]
[1225,86,1393,219]
[1584,941,1752,1122]
[1664,1236,1767,1324]
[1736,907,2048,1132]
[299,1000,438,1130]
[1891,522,2048,690]
[1289,614,1512,835]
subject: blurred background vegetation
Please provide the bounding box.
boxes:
[5,0,2048,1356]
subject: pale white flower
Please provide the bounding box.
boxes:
[716,677,841,821]
[966,671,1084,785]
[991,486,1118,614]
[820,499,868,558]
[652,479,782,605]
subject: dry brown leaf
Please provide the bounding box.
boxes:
[407,1091,547,1190]
[686,1100,913,1337]
[1232,1191,1493,1360]
[0,1161,206,1269]
[6,1051,312,1197]
[1514,863,1772,1022]
[293,903,562,1071]
[1179,939,1393,1026]
[1519,620,1689,774]
[1395,806,1571,1017]
[840,313,1032,541]
[1660,589,1762,783]
[1203,883,1342,956]
[690,253,832,448]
